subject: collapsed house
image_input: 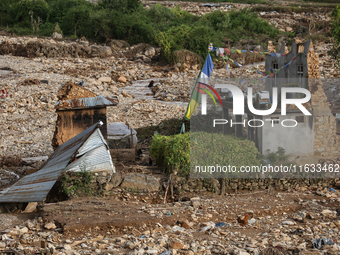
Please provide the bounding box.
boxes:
[0,121,115,203]
[223,39,340,159]
[53,83,119,149]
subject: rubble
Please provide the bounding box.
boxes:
[0,188,338,254]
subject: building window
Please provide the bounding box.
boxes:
[297,64,303,82]
[295,116,304,123]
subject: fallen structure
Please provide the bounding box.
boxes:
[0,121,115,203]
[53,82,119,149]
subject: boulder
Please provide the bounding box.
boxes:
[44,222,57,230]
[98,76,112,83]
[118,76,127,83]
[169,241,184,249]
[90,45,112,58]
[144,47,156,57]
[51,32,63,40]
[120,173,160,192]
[110,173,123,188]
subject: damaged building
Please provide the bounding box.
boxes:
[52,83,119,149]
[223,39,340,159]
[0,121,115,203]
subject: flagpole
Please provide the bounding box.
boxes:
[184,52,209,121]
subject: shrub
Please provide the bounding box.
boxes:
[60,4,92,36]
[79,9,111,41]
[10,0,49,26]
[150,133,190,176]
[150,132,262,177]
[190,132,262,175]
[1,1,281,64]
[99,0,143,14]
[266,147,289,165]
[47,0,91,24]
[38,21,54,36]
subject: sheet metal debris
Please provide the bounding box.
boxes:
[55,96,118,110]
[0,121,115,203]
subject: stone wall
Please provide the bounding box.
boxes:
[172,176,340,195]
[0,37,113,58]
[56,171,340,200]
[307,42,340,157]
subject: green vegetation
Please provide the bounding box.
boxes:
[330,5,340,69]
[150,133,190,176]
[150,132,262,177]
[266,147,289,165]
[191,132,262,171]
[60,168,102,198]
[0,0,280,63]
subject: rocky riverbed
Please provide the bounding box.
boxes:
[0,186,339,255]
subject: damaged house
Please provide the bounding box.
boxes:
[224,39,340,159]
[0,121,115,203]
[52,82,119,149]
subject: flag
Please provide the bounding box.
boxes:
[184,53,214,120]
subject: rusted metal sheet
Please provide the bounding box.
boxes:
[0,121,114,203]
[55,96,118,110]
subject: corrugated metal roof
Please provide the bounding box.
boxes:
[0,121,114,203]
[55,96,119,110]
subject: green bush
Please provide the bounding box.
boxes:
[99,0,143,13]
[39,21,55,36]
[1,0,280,64]
[150,133,190,176]
[190,132,262,174]
[150,132,262,177]
[47,0,90,24]
[10,0,49,26]
[60,4,92,36]
[266,147,288,165]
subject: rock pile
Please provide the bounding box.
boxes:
[1,187,339,254]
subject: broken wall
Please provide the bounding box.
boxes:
[52,108,108,150]
[307,42,340,157]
